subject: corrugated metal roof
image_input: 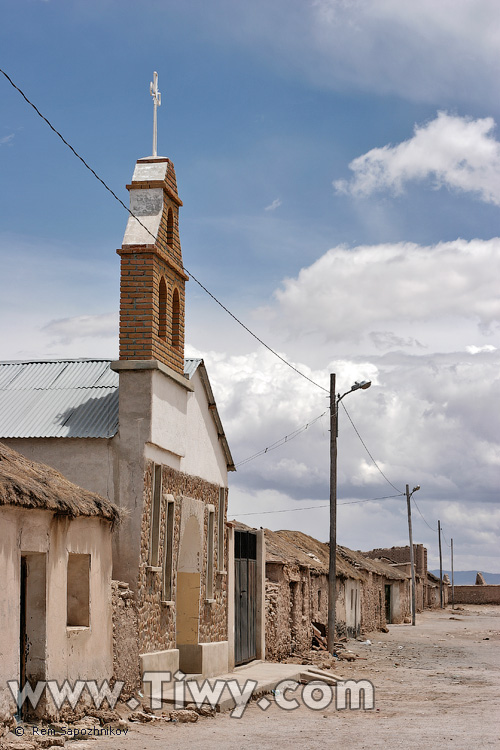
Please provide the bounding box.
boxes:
[0,358,234,469]
[0,360,119,439]
[183,358,202,379]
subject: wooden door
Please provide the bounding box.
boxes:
[234,530,257,665]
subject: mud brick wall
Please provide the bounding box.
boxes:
[359,572,384,632]
[453,585,500,604]
[136,462,227,655]
[265,563,329,659]
[265,572,291,660]
[365,546,427,577]
[265,563,309,659]
[309,572,329,629]
[112,580,140,697]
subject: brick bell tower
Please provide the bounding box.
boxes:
[117,156,188,375]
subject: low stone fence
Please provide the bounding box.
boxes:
[453,585,500,604]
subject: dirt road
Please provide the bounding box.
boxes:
[18,605,500,750]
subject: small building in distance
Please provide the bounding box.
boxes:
[362,544,449,610]
[338,547,411,631]
[0,442,119,727]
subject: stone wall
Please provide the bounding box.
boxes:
[136,462,227,656]
[265,563,336,659]
[265,563,324,660]
[112,580,140,698]
[359,574,410,631]
[453,585,500,604]
[359,572,384,633]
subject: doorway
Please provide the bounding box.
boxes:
[384,584,392,624]
[234,530,257,665]
[20,553,47,717]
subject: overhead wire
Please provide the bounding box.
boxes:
[3,68,448,536]
[234,493,403,516]
[0,67,328,395]
[411,496,437,532]
[441,527,451,548]
[340,400,404,493]
[235,411,327,468]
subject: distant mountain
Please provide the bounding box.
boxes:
[429,570,500,585]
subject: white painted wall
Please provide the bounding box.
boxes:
[0,506,113,717]
[182,369,228,487]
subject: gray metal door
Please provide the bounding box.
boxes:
[234,530,257,665]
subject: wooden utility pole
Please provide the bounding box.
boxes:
[406,485,416,625]
[328,373,337,653]
[451,538,454,610]
[438,519,443,608]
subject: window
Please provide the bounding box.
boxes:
[162,497,175,601]
[149,464,162,567]
[67,554,90,627]
[318,590,322,611]
[172,288,181,349]
[206,508,215,600]
[158,278,167,340]
[167,207,174,247]
[217,487,225,571]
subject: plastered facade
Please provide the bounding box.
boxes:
[0,507,113,722]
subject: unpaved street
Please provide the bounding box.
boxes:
[31,606,500,749]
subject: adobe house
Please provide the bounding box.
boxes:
[363,544,449,612]
[0,154,235,685]
[338,547,411,629]
[263,529,363,659]
[0,442,119,728]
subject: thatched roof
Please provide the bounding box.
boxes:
[263,528,364,580]
[338,546,409,580]
[0,442,120,524]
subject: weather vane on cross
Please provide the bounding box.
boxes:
[150,71,161,158]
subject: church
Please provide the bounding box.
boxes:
[0,144,236,684]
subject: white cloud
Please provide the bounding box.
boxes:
[43,313,118,345]
[466,344,497,354]
[271,238,500,346]
[0,134,14,145]
[334,112,500,204]
[208,0,500,104]
[264,198,282,212]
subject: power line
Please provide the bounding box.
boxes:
[234,493,403,517]
[411,496,437,532]
[0,67,328,395]
[441,527,451,548]
[340,401,403,494]
[235,411,327,468]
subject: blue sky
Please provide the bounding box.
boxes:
[1,0,500,571]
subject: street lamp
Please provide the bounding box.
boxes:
[328,374,372,654]
[406,484,420,626]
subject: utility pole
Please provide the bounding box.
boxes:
[328,373,337,653]
[451,538,454,610]
[406,485,417,626]
[438,519,443,608]
[327,374,371,654]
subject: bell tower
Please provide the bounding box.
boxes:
[117,156,188,375]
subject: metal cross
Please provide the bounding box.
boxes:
[150,71,161,157]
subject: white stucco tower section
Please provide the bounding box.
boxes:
[181,368,228,486]
[122,160,169,246]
